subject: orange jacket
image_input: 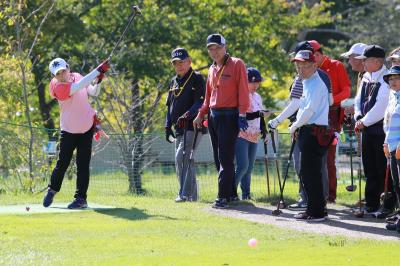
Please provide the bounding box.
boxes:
[199,56,250,116]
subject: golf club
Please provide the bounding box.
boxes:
[263,140,271,197]
[182,128,200,201]
[354,130,364,218]
[346,127,357,192]
[107,6,142,61]
[270,130,284,216]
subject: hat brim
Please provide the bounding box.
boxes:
[291,58,313,62]
[383,73,400,84]
[206,42,224,48]
[171,57,188,62]
[387,55,400,61]
[354,55,367,59]
[53,66,67,75]
[340,51,351,58]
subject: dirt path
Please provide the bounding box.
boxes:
[206,203,400,241]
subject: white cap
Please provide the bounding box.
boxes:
[387,51,400,61]
[49,58,68,75]
[340,43,367,58]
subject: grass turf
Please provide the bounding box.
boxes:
[1,191,399,266]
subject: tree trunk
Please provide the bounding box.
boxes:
[128,80,144,194]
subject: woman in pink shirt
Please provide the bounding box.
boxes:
[43,58,110,209]
[233,67,268,200]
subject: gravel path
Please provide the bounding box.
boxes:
[206,203,400,241]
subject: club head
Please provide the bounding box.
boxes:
[132,5,142,15]
[271,209,282,216]
[354,210,364,218]
[278,201,286,209]
[346,184,357,192]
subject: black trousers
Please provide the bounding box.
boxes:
[362,133,386,210]
[49,128,93,199]
[388,151,400,209]
[208,109,239,200]
[298,127,328,218]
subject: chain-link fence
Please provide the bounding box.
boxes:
[0,121,363,203]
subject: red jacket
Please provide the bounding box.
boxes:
[199,56,249,116]
[319,55,351,105]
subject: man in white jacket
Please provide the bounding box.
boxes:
[354,45,390,214]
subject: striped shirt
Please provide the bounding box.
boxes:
[384,91,400,152]
[289,76,303,99]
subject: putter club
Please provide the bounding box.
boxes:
[182,127,200,201]
[346,127,357,192]
[107,5,142,61]
[354,130,364,218]
[263,141,271,197]
[279,136,296,205]
[269,130,285,216]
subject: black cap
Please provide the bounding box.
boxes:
[294,41,314,53]
[355,45,385,59]
[247,67,264,83]
[171,48,190,62]
[206,34,226,47]
[383,66,400,84]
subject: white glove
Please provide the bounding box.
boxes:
[268,118,280,130]
[289,124,298,134]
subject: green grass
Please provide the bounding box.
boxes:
[0,168,389,266]
[1,190,399,266]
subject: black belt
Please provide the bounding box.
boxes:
[302,124,328,129]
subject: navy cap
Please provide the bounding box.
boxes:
[355,45,385,59]
[294,41,314,53]
[383,66,400,84]
[206,34,226,47]
[171,47,189,62]
[247,67,263,83]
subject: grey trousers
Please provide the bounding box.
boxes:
[175,130,202,200]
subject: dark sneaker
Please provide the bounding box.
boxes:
[212,198,228,209]
[43,188,57,207]
[67,197,88,209]
[385,212,399,223]
[230,196,240,202]
[294,212,325,222]
[288,201,307,211]
[175,196,187,203]
[374,207,394,219]
[242,195,252,200]
[386,222,397,231]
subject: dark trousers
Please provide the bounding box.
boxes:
[49,128,93,199]
[208,109,239,200]
[362,133,386,210]
[387,151,399,209]
[298,127,328,218]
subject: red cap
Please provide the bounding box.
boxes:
[308,40,321,52]
[291,50,316,62]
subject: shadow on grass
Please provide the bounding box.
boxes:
[95,208,177,221]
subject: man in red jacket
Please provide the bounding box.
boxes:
[309,40,351,203]
[193,33,250,208]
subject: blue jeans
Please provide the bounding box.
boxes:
[234,137,258,198]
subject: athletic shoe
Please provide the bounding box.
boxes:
[288,201,307,211]
[294,212,325,222]
[386,222,397,231]
[242,195,252,200]
[67,197,88,209]
[374,207,394,219]
[175,196,187,203]
[385,211,400,223]
[230,196,240,202]
[212,198,228,209]
[43,188,57,207]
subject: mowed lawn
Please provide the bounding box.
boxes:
[1,188,399,266]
